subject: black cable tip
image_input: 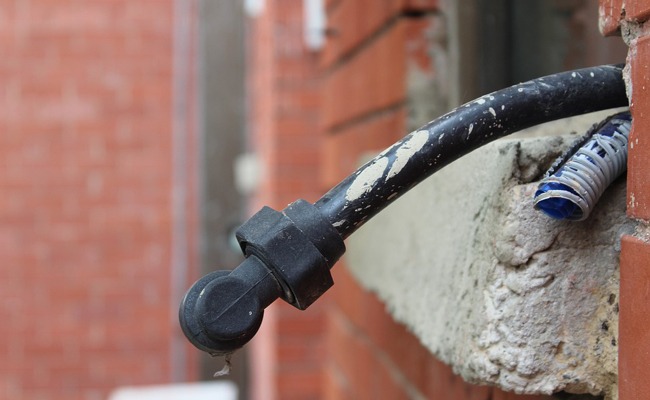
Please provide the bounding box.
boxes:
[179,252,290,355]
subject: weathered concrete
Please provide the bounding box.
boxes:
[346,125,634,399]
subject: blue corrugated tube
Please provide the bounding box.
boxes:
[533,111,631,221]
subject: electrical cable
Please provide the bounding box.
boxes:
[179,65,629,356]
[314,65,628,238]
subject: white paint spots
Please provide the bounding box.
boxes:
[590,72,595,77]
[387,192,398,201]
[476,98,486,105]
[438,133,445,142]
[489,95,495,100]
[386,129,429,180]
[378,142,398,158]
[468,123,474,138]
[345,156,389,202]
[501,105,505,111]
[517,88,524,93]
[332,220,346,228]
[488,107,496,117]
[572,72,577,78]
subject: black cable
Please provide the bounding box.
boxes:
[314,64,628,239]
[179,65,628,356]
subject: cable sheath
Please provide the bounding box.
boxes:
[314,65,628,239]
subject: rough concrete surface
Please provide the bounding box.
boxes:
[346,122,634,399]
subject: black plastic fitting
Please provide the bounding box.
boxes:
[179,200,345,355]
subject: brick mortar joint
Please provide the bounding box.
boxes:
[326,101,406,134]
[598,2,650,36]
[615,5,650,44]
[632,220,650,243]
[324,10,442,75]
[620,19,643,45]
[330,307,430,400]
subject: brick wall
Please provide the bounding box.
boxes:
[320,2,555,399]
[247,1,327,399]
[0,1,198,399]
[599,1,650,399]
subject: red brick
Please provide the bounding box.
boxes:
[322,17,435,130]
[247,1,332,399]
[323,364,354,400]
[0,0,199,398]
[626,0,650,22]
[322,0,440,68]
[327,310,377,399]
[331,265,497,399]
[276,368,322,400]
[323,22,406,130]
[277,335,325,367]
[619,235,650,400]
[321,108,406,188]
[277,304,327,338]
[628,33,650,219]
[599,0,623,36]
[372,360,411,400]
[321,0,400,68]
[424,356,493,400]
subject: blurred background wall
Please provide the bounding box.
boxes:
[0,0,201,398]
[0,0,633,399]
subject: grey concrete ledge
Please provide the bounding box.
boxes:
[346,134,634,399]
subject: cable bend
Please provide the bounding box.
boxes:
[315,64,628,238]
